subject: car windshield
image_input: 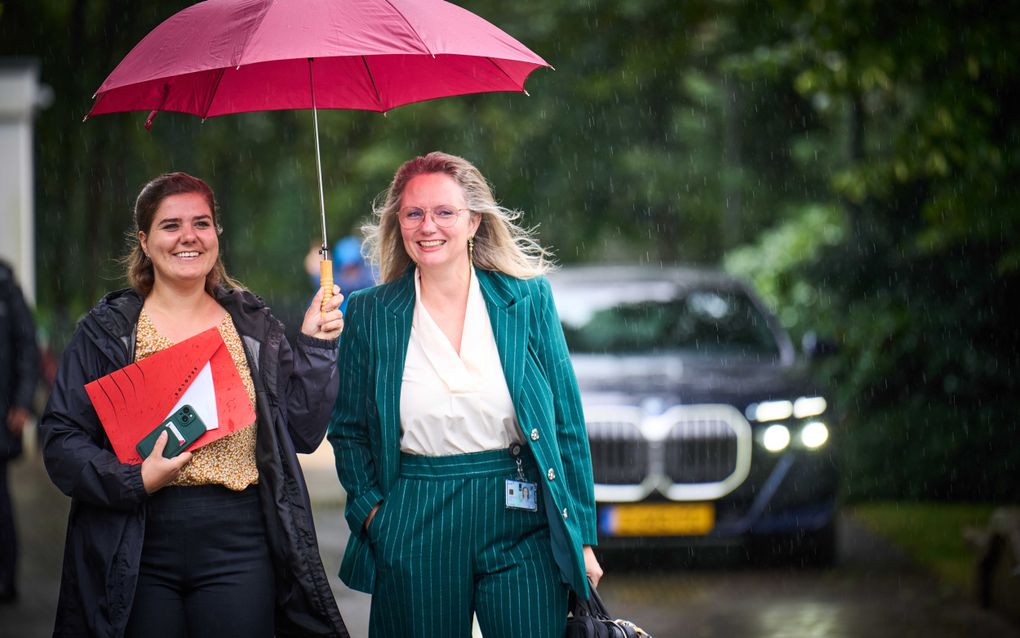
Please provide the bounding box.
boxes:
[555,283,781,358]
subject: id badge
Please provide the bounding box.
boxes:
[505,479,538,511]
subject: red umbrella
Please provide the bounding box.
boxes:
[86,0,550,304]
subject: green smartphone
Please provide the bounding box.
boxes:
[136,404,208,460]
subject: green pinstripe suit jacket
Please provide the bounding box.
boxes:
[327,266,597,597]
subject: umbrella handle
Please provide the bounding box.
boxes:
[320,259,334,312]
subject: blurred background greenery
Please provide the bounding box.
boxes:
[1,0,1017,503]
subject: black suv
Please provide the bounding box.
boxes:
[547,265,837,564]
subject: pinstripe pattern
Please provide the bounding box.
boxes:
[328,266,597,601]
[368,451,567,638]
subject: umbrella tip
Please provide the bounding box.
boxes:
[82,114,89,123]
[523,90,530,97]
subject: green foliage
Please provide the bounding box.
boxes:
[721,0,1020,501]
[851,501,996,591]
[725,204,844,334]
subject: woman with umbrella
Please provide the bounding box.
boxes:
[329,151,603,638]
[40,173,349,638]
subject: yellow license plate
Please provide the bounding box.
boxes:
[606,503,715,536]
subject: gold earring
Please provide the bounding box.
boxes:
[468,237,474,262]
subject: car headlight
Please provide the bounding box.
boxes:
[793,396,827,418]
[746,400,793,422]
[747,396,827,422]
[800,421,829,449]
[756,421,830,453]
[749,397,831,453]
[761,424,791,452]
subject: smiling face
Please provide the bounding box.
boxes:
[398,172,480,275]
[139,192,219,290]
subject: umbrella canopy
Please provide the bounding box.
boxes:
[86,0,550,309]
[86,0,550,118]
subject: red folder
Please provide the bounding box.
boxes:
[85,327,256,464]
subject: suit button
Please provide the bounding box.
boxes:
[547,468,556,481]
[531,429,540,441]
[562,508,569,519]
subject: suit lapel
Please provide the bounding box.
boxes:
[477,270,530,412]
[376,269,415,480]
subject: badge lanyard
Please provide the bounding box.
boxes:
[506,443,539,512]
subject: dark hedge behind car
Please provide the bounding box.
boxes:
[548,265,838,565]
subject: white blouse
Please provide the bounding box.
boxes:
[399,268,523,455]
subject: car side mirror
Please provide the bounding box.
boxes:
[802,331,839,360]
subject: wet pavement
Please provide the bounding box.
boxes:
[592,523,1020,638]
[2,430,1017,638]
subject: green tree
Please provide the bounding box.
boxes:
[723,0,1020,500]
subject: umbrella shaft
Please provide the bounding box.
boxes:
[310,58,328,252]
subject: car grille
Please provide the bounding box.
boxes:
[586,419,648,485]
[664,418,740,483]
[584,405,752,502]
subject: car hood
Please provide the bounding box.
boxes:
[570,353,818,409]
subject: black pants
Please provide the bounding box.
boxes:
[124,485,275,638]
[0,459,16,597]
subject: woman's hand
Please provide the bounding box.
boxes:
[364,502,381,532]
[583,545,604,588]
[6,406,31,436]
[140,431,193,494]
[301,285,344,340]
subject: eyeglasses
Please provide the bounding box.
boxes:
[397,204,469,229]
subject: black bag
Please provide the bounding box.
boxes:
[565,581,653,638]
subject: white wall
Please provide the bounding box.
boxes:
[0,60,44,305]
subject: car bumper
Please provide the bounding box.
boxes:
[595,449,837,546]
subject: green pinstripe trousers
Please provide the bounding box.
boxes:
[366,449,569,638]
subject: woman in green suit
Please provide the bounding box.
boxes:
[328,151,603,638]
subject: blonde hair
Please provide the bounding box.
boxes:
[124,172,244,296]
[362,151,554,283]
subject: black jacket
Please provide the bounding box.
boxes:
[0,261,39,459]
[40,287,349,638]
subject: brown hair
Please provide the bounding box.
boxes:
[124,172,243,296]
[362,151,553,283]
